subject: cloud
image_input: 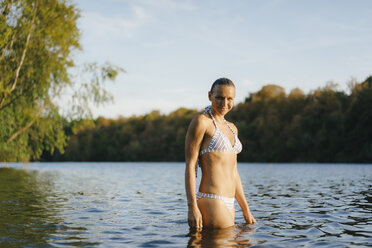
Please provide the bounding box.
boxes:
[80,6,150,40]
[239,79,264,93]
[131,0,196,11]
[142,39,175,48]
[241,79,256,88]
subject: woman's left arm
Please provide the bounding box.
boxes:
[234,163,257,224]
[231,122,256,224]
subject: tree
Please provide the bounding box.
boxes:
[288,88,305,98]
[343,77,372,162]
[0,0,124,161]
[251,84,285,102]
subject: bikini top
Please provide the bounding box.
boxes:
[195,106,242,177]
[200,106,242,156]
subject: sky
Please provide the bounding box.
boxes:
[73,0,372,118]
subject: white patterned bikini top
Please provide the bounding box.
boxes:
[200,106,242,156]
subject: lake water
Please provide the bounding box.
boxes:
[0,162,371,247]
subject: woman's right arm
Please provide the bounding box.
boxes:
[185,115,206,229]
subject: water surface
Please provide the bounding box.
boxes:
[0,162,371,247]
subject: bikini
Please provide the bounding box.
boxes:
[197,106,242,211]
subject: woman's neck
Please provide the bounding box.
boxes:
[210,108,225,122]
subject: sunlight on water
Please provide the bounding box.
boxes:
[0,162,371,247]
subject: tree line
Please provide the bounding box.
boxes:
[1,1,371,163]
[42,77,372,163]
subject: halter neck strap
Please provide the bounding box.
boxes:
[223,118,236,135]
[207,108,218,128]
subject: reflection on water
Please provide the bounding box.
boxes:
[243,164,372,247]
[0,167,94,247]
[187,224,255,247]
[0,168,59,247]
[0,162,371,247]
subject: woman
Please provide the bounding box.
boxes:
[185,78,256,229]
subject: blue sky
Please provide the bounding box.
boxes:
[74,0,372,118]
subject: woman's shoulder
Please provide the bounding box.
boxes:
[190,113,212,129]
[194,113,211,123]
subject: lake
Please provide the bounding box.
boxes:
[0,162,371,247]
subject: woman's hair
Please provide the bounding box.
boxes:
[210,78,235,93]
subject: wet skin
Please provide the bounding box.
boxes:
[185,85,256,229]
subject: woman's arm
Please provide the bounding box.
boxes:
[185,115,206,229]
[234,164,257,224]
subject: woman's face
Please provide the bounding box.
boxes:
[208,85,236,116]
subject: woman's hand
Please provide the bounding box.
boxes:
[188,205,203,229]
[243,210,257,224]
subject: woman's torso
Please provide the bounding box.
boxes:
[198,111,242,197]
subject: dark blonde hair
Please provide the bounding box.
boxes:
[210,78,235,93]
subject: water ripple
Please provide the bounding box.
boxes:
[1,163,371,247]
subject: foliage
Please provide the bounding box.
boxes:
[0,0,123,161]
[44,78,372,163]
[0,0,369,163]
[228,78,372,163]
[43,108,199,161]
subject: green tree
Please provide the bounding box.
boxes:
[45,108,199,162]
[250,84,286,102]
[0,0,123,161]
[42,78,372,163]
[343,76,372,162]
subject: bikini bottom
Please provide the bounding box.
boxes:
[197,192,235,211]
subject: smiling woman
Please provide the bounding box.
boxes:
[185,78,256,229]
